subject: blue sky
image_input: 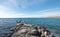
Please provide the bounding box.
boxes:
[0,0,60,18]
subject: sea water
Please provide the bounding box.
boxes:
[0,18,60,37]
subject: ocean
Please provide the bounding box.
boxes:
[0,18,60,37]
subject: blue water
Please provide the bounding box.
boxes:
[0,18,60,37]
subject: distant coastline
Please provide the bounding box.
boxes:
[46,16,60,18]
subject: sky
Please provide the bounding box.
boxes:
[0,0,60,18]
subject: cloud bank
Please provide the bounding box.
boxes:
[0,0,60,18]
[0,5,60,18]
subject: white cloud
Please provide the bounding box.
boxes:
[0,0,60,18]
[0,5,26,18]
[30,8,60,17]
[0,5,60,18]
[1,0,47,9]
